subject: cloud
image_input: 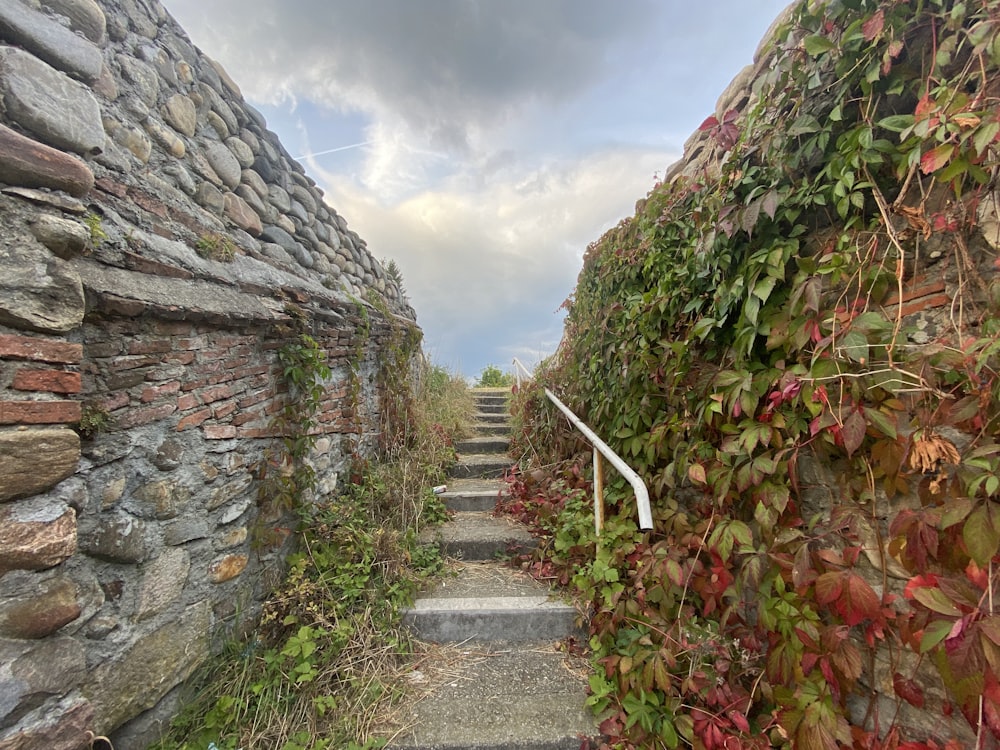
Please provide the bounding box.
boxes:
[162,0,792,375]
[308,145,676,375]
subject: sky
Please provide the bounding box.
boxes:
[161,0,792,380]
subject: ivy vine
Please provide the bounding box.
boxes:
[256,331,332,538]
[511,1,1000,748]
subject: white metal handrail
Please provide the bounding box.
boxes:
[512,358,653,533]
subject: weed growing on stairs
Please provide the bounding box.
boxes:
[155,361,472,750]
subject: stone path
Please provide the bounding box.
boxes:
[388,388,597,750]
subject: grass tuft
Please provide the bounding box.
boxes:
[155,362,473,750]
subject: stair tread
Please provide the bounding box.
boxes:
[387,643,595,750]
[455,453,512,465]
[440,477,504,495]
[456,435,509,452]
[424,512,532,545]
[420,561,541,599]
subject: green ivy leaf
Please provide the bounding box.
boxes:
[964,503,1000,566]
[920,619,955,653]
[804,34,836,56]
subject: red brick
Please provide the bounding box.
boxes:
[249,374,270,389]
[129,339,173,355]
[0,335,82,364]
[117,403,176,429]
[151,321,196,336]
[123,252,193,281]
[141,381,181,403]
[176,408,211,431]
[238,390,269,409]
[178,337,208,351]
[129,188,169,218]
[888,293,952,318]
[201,384,234,404]
[203,425,237,440]
[165,351,196,366]
[883,277,947,307]
[100,392,130,412]
[111,355,158,372]
[0,400,81,424]
[192,360,223,375]
[232,364,269,379]
[236,426,276,439]
[180,378,208,392]
[12,369,82,394]
[213,400,237,419]
[95,176,129,198]
[176,394,198,411]
[232,409,263,427]
[222,356,250,371]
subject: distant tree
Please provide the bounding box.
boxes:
[475,364,514,388]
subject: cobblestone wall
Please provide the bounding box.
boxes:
[0,1,418,747]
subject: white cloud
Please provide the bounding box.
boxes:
[308,146,676,375]
[161,0,791,375]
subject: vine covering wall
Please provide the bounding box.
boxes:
[0,0,420,748]
[515,0,1000,747]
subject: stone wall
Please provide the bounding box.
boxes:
[0,1,418,748]
[628,3,992,745]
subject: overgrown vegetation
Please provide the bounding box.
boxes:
[85,211,107,247]
[76,402,111,439]
[475,363,515,388]
[157,336,472,748]
[508,1,1000,748]
[196,232,238,262]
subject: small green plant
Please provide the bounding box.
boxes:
[157,356,473,750]
[84,212,107,246]
[383,258,406,296]
[195,232,237,262]
[77,402,111,438]
[475,364,514,388]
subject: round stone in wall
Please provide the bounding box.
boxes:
[203,141,241,190]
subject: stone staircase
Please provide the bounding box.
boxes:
[390,388,597,750]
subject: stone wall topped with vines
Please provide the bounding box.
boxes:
[516,1,1000,747]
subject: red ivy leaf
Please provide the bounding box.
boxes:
[843,573,882,626]
[841,410,867,456]
[920,143,955,174]
[893,672,926,708]
[729,709,751,734]
[915,94,935,120]
[815,571,844,605]
[699,114,720,132]
[862,9,885,41]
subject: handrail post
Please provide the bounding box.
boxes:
[512,357,653,532]
[593,448,604,534]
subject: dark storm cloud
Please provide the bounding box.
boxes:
[168,0,658,145]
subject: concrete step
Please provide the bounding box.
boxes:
[404,563,581,643]
[449,453,512,479]
[387,642,596,750]
[439,478,502,512]
[456,435,509,454]
[422,511,534,560]
[471,422,510,436]
[473,411,510,425]
[476,402,508,414]
[404,596,580,643]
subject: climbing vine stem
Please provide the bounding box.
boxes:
[507,1,1000,747]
